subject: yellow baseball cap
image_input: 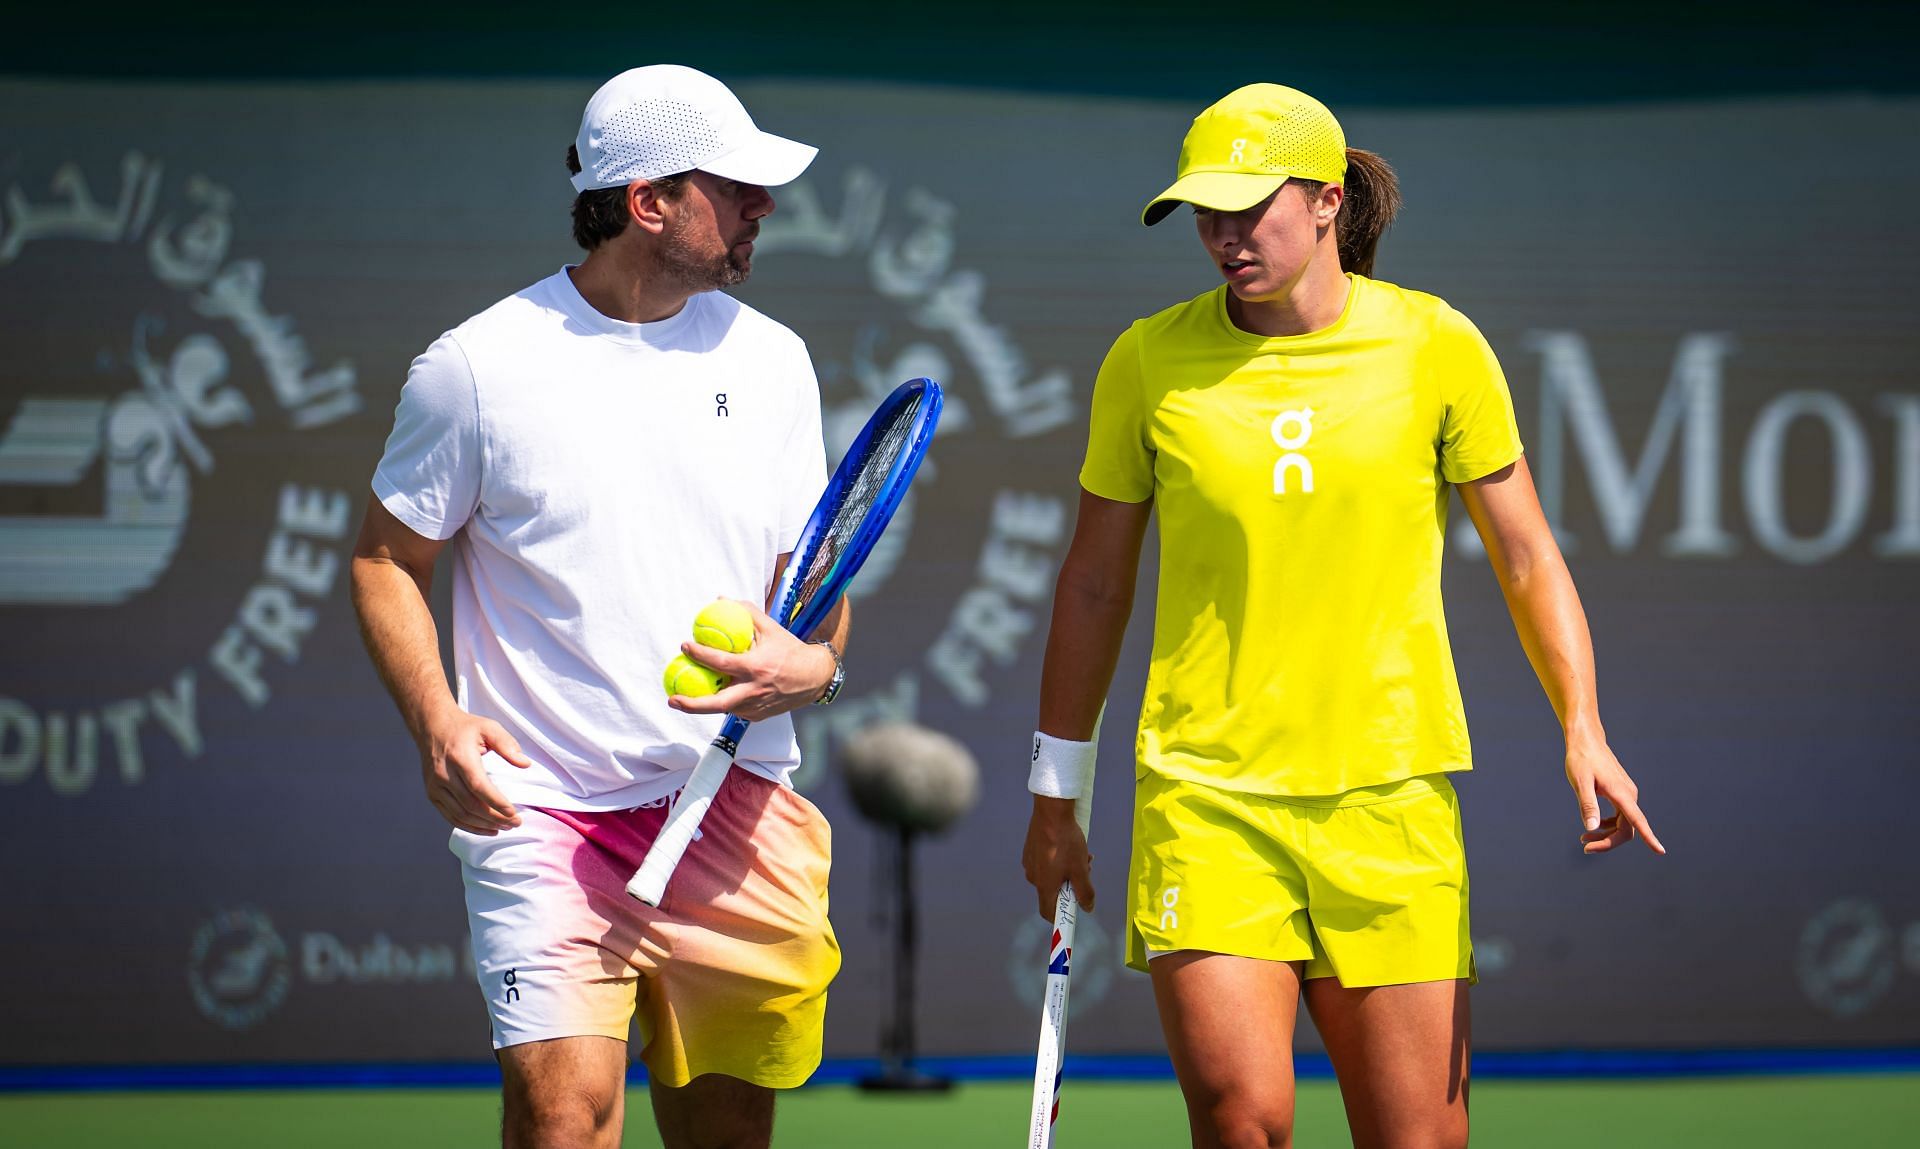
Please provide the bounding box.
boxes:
[1142,83,1348,226]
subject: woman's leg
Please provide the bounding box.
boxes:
[1150,951,1307,1149]
[1302,977,1470,1149]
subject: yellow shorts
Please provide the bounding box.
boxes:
[1126,771,1474,986]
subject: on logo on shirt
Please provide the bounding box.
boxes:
[1271,407,1315,495]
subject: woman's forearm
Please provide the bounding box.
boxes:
[1495,548,1603,739]
[1036,559,1137,740]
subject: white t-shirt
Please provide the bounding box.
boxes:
[373,269,826,811]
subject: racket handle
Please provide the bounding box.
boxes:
[626,729,741,906]
[1029,777,1093,1148]
[1028,881,1078,1149]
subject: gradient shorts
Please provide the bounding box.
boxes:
[450,767,840,1088]
[1126,771,1474,987]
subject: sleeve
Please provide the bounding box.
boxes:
[777,346,828,551]
[1077,323,1155,503]
[1434,306,1525,485]
[370,333,483,541]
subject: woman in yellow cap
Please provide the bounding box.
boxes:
[1021,84,1665,1148]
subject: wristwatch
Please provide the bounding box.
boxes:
[811,640,845,706]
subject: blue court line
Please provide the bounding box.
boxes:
[4,1048,1918,1092]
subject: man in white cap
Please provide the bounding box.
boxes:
[351,65,849,1148]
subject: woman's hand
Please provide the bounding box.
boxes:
[1566,728,1665,855]
[1023,796,1095,920]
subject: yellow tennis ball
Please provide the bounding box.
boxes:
[662,653,729,698]
[692,599,755,654]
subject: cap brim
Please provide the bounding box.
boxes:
[1141,171,1291,226]
[698,130,819,187]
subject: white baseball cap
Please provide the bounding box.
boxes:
[570,64,818,193]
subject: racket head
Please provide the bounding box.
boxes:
[772,377,942,638]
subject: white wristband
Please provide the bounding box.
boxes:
[1029,731,1097,801]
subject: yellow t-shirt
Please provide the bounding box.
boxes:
[1081,275,1523,797]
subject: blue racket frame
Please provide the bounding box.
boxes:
[778,377,942,634]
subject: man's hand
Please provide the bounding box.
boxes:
[666,600,836,722]
[1567,729,1665,855]
[352,495,529,835]
[420,705,532,834]
[1023,795,1095,920]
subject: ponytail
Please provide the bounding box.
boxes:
[1333,148,1401,277]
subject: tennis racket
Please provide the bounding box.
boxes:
[626,377,943,907]
[1027,781,1093,1149]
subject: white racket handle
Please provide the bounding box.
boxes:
[1028,882,1077,1148]
[1028,789,1092,1149]
[626,736,736,906]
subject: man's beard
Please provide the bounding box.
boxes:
[655,220,752,292]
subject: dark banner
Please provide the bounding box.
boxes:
[2,79,1916,1065]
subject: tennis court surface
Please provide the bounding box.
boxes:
[6,1074,1915,1147]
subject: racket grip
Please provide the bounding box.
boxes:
[1028,881,1079,1149]
[1050,881,1080,954]
[626,738,735,906]
[1030,752,1094,1147]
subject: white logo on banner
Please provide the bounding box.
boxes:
[1795,898,1903,1019]
[1008,910,1114,1021]
[187,907,472,1031]
[0,153,359,797]
[188,908,292,1031]
[756,167,1077,786]
[1473,935,1515,976]
[1450,332,1920,564]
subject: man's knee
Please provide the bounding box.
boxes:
[499,1040,625,1149]
[650,1074,773,1149]
[503,1079,621,1148]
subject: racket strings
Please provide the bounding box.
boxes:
[782,394,922,625]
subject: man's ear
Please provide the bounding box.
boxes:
[626,179,671,235]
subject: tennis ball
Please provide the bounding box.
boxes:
[692,599,755,654]
[663,653,729,698]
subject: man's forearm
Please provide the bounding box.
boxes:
[806,596,851,701]
[351,556,458,744]
[815,595,851,657]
